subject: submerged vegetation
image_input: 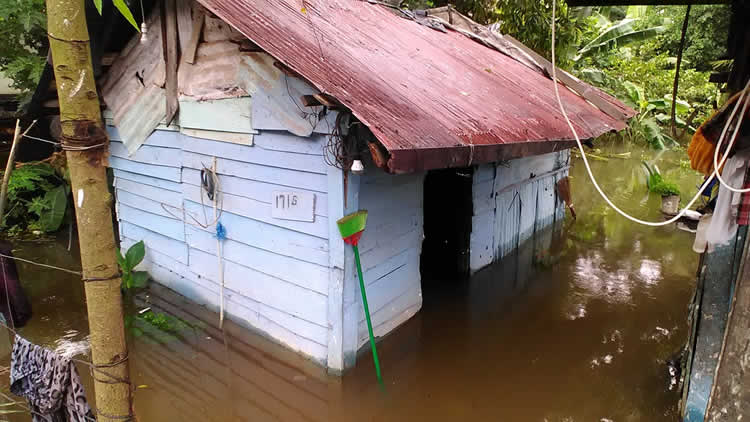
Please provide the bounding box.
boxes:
[118,241,196,341]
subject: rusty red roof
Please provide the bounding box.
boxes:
[196,0,633,173]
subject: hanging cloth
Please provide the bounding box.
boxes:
[706,149,750,249]
[10,335,94,422]
[0,242,32,327]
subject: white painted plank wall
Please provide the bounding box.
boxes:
[355,171,425,348]
[110,127,332,363]
[470,151,569,274]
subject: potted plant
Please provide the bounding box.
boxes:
[643,162,681,215]
[652,179,681,215]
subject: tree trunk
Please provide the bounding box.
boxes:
[45,0,132,420]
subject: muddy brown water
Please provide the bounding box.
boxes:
[0,146,702,421]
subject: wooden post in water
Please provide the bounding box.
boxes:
[44,0,132,420]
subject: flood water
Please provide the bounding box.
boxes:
[0,144,703,421]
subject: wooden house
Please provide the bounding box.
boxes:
[99,0,632,372]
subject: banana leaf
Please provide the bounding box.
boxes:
[575,19,666,59]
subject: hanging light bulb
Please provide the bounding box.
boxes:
[351,159,365,175]
[140,22,148,44]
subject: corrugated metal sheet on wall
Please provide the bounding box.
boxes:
[470,150,569,273]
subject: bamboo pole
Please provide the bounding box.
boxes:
[0,120,38,228]
[45,0,132,420]
[0,121,22,228]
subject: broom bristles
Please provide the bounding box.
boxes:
[556,177,576,220]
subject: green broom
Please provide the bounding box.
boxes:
[337,210,382,384]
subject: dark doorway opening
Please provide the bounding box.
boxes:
[420,167,474,281]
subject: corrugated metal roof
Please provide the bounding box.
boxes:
[196,0,632,172]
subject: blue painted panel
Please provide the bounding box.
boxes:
[116,203,185,241]
[363,248,418,288]
[253,132,325,155]
[124,241,329,351]
[684,229,746,422]
[474,163,495,184]
[116,189,181,220]
[142,129,182,148]
[181,168,328,217]
[185,225,329,295]
[360,228,421,272]
[183,186,329,239]
[109,156,181,182]
[470,210,495,272]
[358,283,422,346]
[181,134,327,174]
[518,181,538,245]
[115,178,182,208]
[473,179,495,215]
[188,247,328,326]
[110,141,181,168]
[496,153,557,190]
[120,223,188,264]
[183,201,329,267]
[178,98,253,133]
[182,151,327,193]
[112,169,182,193]
[358,261,418,315]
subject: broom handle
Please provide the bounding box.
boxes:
[353,244,383,383]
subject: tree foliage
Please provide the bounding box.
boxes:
[0,0,47,92]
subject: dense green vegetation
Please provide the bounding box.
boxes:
[0,0,47,93]
[1,159,71,235]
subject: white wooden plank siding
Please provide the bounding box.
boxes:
[188,248,328,327]
[355,171,424,348]
[112,169,182,192]
[182,152,327,192]
[109,156,181,182]
[114,178,183,208]
[184,226,329,295]
[116,203,186,241]
[470,151,569,274]
[178,97,254,133]
[181,168,328,217]
[182,190,328,239]
[182,202,329,266]
[109,124,332,364]
[121,222,189,264]
[252,132,326,155]
[182,136,328,174]
[124,240,328,360]
[110,141,181,167]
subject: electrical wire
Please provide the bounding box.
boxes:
[550,0,749,227]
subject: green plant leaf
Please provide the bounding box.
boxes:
[125,240,145,270]
[116,248,127,272]
[622,81,644,108]
[130,271,149,288]
[38,185,68,232]
[641,118,666,150]
[92,0,102,15]
[576,19,666,59]
[113,0,140,32]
